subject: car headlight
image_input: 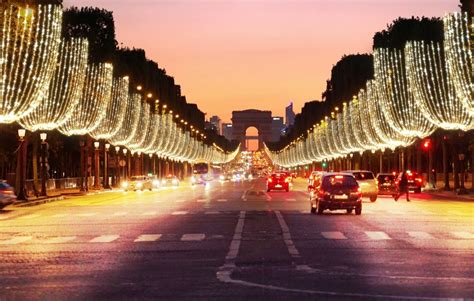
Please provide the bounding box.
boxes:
[191,177,196,183]
[136,182,143,188]
[172,179,179,185]
[162,180,167,185]
[219,175,225,180]
[121,181,128,188]
[152,180,160,187]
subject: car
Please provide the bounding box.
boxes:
[161,175,180,187]
[122,176,153,191]
[310,173,362,215]
[396,170,423,193]
[376,173,397,195]
[267,172,291,192]
[342,170,378,202]
[0,182,16,209]
[308,171,323,192]
[191,174,208,185]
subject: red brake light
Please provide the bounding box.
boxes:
[416,178,422,183]
[318,189,326,197]
[268,178,273,183]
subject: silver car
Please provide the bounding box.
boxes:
[0,182,16,209]
[342,170,378,202]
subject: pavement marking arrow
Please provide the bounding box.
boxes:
[365,231,391,240]
[407,231,434,239]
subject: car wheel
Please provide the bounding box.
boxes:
[355,205,362,215]
[346,208,353,214]
[267,188,271,192]
[370,196,377,202]
[415,188,421,193]
[285,188,289,192]
[316,201,324,215]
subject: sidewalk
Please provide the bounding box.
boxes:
[13,188,97,207]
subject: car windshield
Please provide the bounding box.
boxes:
[131,176,145,181]
[322,175,358,189]
[352,172,374,180]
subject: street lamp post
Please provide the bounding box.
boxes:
[123,148,128,179]
[104,143,110,189]
[40,132,48,197]
[15,129,28,201]
[115,146,120,186]
[94,141,100,190]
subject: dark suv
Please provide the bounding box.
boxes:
[310,173,362,215]
[267,172,290,192]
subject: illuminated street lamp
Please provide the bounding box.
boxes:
[94,141,100,189]
[104,143,111,189]
[40,133,48,196]
[15,129,27,201]
[115,146,120,186]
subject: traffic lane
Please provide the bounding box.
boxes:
[0,190,245,299]
[266,208,474,299]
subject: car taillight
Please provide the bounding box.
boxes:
[268,178,273,183]
[285,177,290,183]
[2,190,14,194]
[416,178,422,183]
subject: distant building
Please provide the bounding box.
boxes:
[271,116,284,142]
[209,115,222,135]
[285,102,295,126]
[222,123,233,141]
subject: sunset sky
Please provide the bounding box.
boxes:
[64,0,459,123]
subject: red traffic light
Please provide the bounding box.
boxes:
[421,138,432,151]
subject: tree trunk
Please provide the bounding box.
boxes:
[442,137,450,190]
[32,135,39,196]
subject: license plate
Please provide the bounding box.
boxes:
[275,184,282,188]
[334,195,348,200]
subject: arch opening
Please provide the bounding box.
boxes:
[245,126,259,151]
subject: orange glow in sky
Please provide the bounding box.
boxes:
[64,0,459,123]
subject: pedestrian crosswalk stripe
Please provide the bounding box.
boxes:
[365,231,391,240]
[142,211,157,216]
[113,212,128,216]
[76,213,97,217]
[176,200,186,203]
[134,234,162,242]
[172,211,188,215]
[181,233,205,241]
[451,231,474,239]
[0,236,32,245]
[90,235,119,243]
[20,214,40,219]
[321,231,347,240]
[408,231,433,239]
[217,199,227,202]
[45,236,76,244]
[286,198,297,202]
[196,199,207,203]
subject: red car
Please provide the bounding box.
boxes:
[395,170,423,193]
[267,172,291,192]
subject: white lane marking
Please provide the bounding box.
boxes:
[321,231,347,240]
[241,190,249,201]
[154,200,162,203]
[45,236,76,244]
[134,234,162,242]
[142,211,157,216]
[421,210,434,215]
[226,211,246,261]
[205,211,220,215]
[448,210,463,216]
[76,213,97,217]
[175,199,186,203]
[275,211,300,258]
[90,235,119,243]
[20,214,40,219]
[171,211,188,215]
[51,213,69,218]
[113,212,128,216]
[217,199,227,202]
[452,231,474,239]
[408,231,434,239]
[0,236,32,245]
[181,233,205,241]
[196,199,207,203]
[365,231,391,240]
[286,198,296,202]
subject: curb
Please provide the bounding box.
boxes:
[13,196,65,208]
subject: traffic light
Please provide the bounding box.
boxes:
[421,138,432,152]
[322,162,328,169]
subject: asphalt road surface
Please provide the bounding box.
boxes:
[0,179,473,300]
